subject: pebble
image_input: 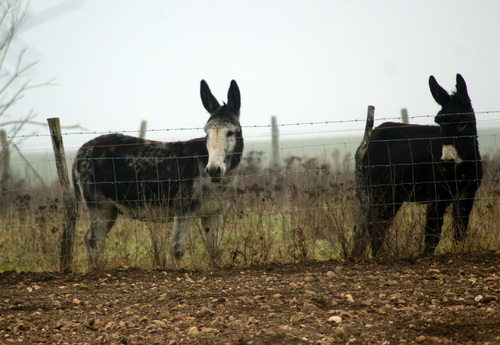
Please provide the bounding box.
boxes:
[415,335,426,342]
[187,326,199,335]
[328,315,342,324]
[201,327,218,333]
[152,320,166,327]
[302,302,320,313]
[196,306,215,317]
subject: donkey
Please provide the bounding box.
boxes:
[352,74,482,257]
[72,80,243,268]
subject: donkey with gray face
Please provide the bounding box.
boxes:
[353,74,482,257]
[72,80,243,268]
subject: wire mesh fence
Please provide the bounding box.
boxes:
[0,114,499,272]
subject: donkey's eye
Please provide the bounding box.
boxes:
[457,123,467,132]
[226,131,234,137]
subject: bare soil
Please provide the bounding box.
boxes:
[0,252,498,345]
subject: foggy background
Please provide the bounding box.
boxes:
[6,0,500,151]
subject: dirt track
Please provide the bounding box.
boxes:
[0,252,498,345]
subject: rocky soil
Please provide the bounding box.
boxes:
[0,251,498,344]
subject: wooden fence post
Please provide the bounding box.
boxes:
[139,120,147,139]
[355,105,375,163]
[47,118,78,273]
[271,116,280,171]
[352,105,375,256]
[0,129,10,190]
[401,108,409,124]
[0,130,10,212]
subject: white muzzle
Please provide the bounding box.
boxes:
[441,144,462,163]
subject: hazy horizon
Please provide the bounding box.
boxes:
[4,0,500,153]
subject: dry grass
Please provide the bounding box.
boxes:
[0,149,499,272]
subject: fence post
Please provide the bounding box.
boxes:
[400,108,409,124]
[139,120,147,139]
[352,105,375,257]
[355,105,375,163]
[0,129,10,189]
[271,116,280,171]
[0,130,10,212]
[47,118,78,273]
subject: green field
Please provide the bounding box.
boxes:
[1,145,498,272]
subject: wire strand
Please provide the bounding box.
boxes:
[7,110,500,140]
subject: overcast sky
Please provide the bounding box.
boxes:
[7,0,500,151]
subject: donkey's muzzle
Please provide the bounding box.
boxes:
[206,166,224,183]
[441,144,462,163]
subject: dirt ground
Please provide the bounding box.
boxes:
[0,252,498,345]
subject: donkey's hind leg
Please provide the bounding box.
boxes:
[423,201,448,254]
[352,200,400,258]
[202,214,223,263]
[85,202,118,269]
[452,196,475,243]
[368,202,401,257]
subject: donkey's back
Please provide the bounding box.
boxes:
[73,133,206,211]
[362,122,453,202]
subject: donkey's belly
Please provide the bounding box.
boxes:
[113,177,234,220]
[117,203,177,223]
[395,179,459,204]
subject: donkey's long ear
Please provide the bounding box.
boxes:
[227,80,241,117]
[429,75,450,106]
[455,74,470,103]
[200,80,221,115]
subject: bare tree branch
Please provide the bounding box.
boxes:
[0,1,83,186]
[0,0,84,142]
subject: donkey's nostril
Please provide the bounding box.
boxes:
[207,166,216,174]
[207,165,223,179]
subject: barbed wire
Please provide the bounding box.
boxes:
[5,110,500,140]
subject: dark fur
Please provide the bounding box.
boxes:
[353,74,482,256]
[73,134,242,213]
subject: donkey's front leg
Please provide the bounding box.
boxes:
[423,201,447,254]
[169,215,192,267]
[202,214,223,262]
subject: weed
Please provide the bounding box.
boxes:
[0,149,498,272]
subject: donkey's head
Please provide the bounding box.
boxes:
[200,80,243,182]
[429,74,477,163]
